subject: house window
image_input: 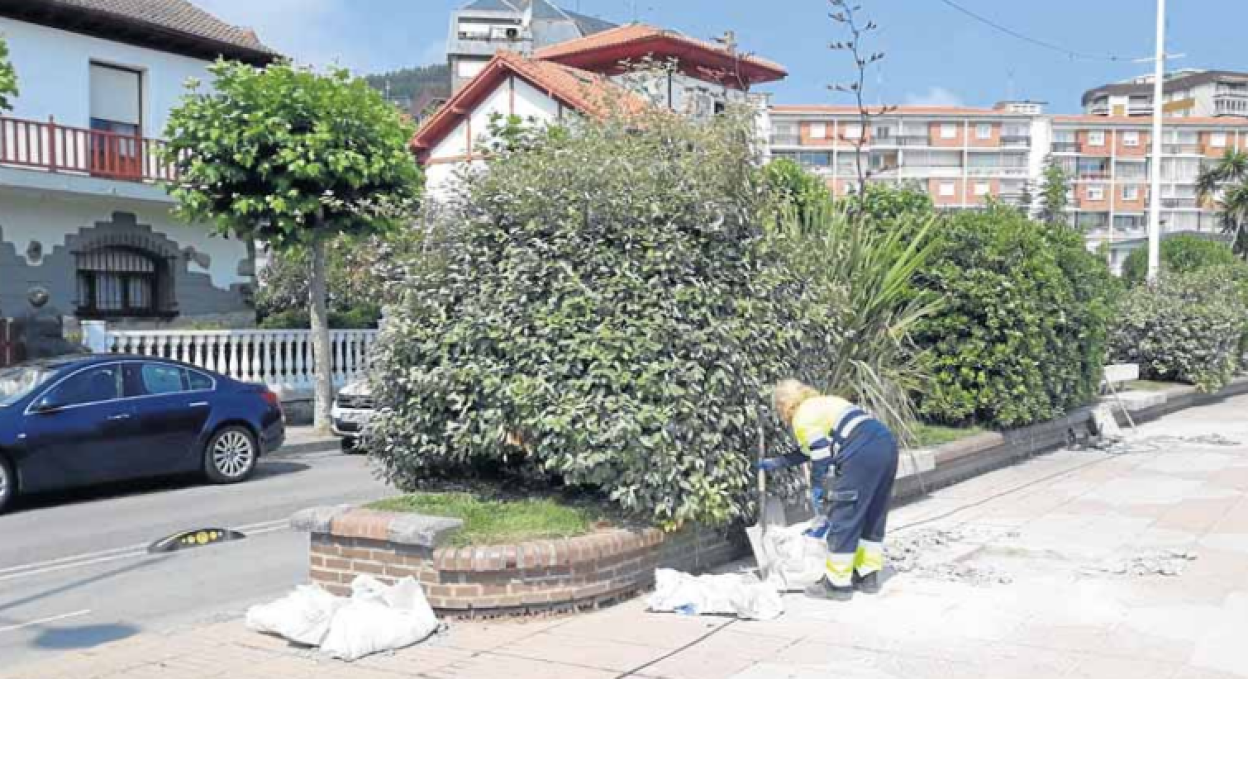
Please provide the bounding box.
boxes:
[974,182,990,196]
[809,122,827,139]
[939,182,956,197]
[1122,185,1139,201]
[1122,131,1140,147]
[1211,132,1228,148]
[843,123,863,140]
[1087,185,1105,201]
[1088,130,1106,147]
[89,63,143,178]
[76,247,168,318]
[976,123,992,140]
[939,123,958,139]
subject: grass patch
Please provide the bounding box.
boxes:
[369,484,612,547]
[910,423,986,448]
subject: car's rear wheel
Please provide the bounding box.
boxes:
[0,457,14,513]
[204,426,258,484]
[341,437,359,454]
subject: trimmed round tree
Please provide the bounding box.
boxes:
[163,61,421,429]
[369,111,818,529]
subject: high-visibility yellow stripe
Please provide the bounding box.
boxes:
[826,553,855,588]
[854,540,885,576]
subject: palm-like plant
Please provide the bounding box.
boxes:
[776,200,944,445]
[1197,148,1248,255]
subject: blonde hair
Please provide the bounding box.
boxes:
[773,379,820,425]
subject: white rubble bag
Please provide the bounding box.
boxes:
[747,521,829,592]
[646,568,784,621]
[320,576,440,662]
[245,584,345,647]
[246,576,440,662]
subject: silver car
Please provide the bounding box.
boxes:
[330,378,374,453]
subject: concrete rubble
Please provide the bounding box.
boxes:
[887,528,1014,586]
[1092,549,1200,578]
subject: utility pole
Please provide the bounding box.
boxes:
[1147,0,1167,283]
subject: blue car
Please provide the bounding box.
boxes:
[0,354,285,513]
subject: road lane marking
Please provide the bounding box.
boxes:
[0,609,92,633]
[0,516,299,584]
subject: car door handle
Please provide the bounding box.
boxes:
[188,402,210,408]
[107,414,133,422]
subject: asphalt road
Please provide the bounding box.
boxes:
[0,447,395,672]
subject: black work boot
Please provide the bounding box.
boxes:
[853,572,882,595]
[804,577,854,602]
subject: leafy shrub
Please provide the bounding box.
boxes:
[257,306,380,330]
[1120,234,1242,288]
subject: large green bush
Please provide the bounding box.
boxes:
[369,111,821,529]
[1110,266,1246,392]
[915,206,1117,428]
[1120,234,1242,288]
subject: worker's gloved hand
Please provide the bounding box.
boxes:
[756,457,787,473]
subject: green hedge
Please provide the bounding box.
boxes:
[1111,266,1246,392]
[1120,234,1241,288]
[914,206,1118,428]
[369,112,819,529]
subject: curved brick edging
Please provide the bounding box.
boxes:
[291,506,744,619]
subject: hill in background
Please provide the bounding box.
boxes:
[365,64,452,119]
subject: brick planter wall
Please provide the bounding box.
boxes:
[291,506,744,619]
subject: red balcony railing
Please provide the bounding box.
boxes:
[0,115,177,184]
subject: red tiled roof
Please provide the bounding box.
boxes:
[534,23,786,85]
[411,51,652,160]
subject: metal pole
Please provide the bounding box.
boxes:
[1147,0,1167,283]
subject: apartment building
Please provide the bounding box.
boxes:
[1083,69,1248,119]
[1051,115,1248,267]
[769,106,1039,210]
[447,0,616,93]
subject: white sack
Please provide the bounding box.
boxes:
[646,568,784,621]
[245,584,345,647]
[320,576,441,662]
[748,522,829,591]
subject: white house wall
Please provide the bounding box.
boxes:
[425,75,561,198]
[0,18,213,137]
[0,187,251,324]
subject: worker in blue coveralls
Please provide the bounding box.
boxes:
[758,379,900,600]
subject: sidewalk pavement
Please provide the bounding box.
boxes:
[8,395,1248,679]
[274,426,342,457]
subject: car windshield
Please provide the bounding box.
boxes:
[0,365,56,408]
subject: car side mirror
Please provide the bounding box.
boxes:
[31,396,66,414]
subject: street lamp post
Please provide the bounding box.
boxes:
[1147,0,1167,283]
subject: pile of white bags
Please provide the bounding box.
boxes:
[646,568,784,621]
[246,575,440,662]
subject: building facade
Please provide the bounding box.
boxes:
[0,0,275,328]
[447,0,615,93]
[416,23,786,196]
[769,106,1038,210]
[770,103,1248,270]
[1083,70,1248,119]
[1052,115,1248,268]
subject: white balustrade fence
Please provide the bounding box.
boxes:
[81,322,378,396]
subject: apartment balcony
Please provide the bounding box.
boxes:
[769,132,801,147]
[969,166,1030,178]
[1161,197,1199,209]
[1214,94,1248,118]
[1000,136,1032,149]
[1163,143,1202,155]
[897,136,930,147]
[0,116,176,185]
[1051,141,1080,153]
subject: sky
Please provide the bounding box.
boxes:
[194,0,1247,113]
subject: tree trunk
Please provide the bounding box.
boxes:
[309,237,333,433]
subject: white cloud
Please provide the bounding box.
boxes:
[902,86,964,107]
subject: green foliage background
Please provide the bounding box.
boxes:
[0,37,18,112]
[1120,234,1243,288]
